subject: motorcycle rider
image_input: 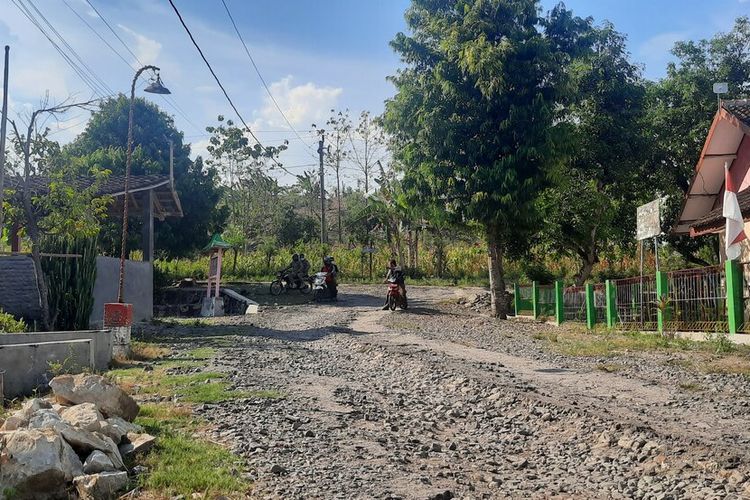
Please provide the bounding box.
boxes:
[282,253,302,288]
[382,259,406,309]
[299,253,311,279]
[321,256,339,299]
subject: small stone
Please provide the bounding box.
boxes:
[119,433,156,457]
[304,430,316,437]
[271,464,287,475]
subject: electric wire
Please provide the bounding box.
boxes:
[11,0,108,99]
[219,0,315,154]
[82,0,203,134]
[26,0,114,96]
[166,0,295,176]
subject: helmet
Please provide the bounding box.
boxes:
[327,256,334,262]
[292,253,299,261]
[323,256,331,264]
[299,253,306,260]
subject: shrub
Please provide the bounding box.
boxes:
[0,310,26,333]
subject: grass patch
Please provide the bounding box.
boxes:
[130,341,172,361]
[186,347,216,360]
[596,363,623,373]
[133,404,248,497]
[678,381,703,392]
[110,367,250,404]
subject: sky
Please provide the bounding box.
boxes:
[1,0,748,185]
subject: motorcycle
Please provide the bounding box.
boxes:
[386,277,408,310]
[270,272,312,296]
[312,272,330,302]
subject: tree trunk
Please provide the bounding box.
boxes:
[435,236,445,278]
[24,207,51,330]
[406,230,414,270]
[337,170,342,244]
[575,228,599,286]
[486,223,507,319]
[414,229,419,273]
[232,248,238,275]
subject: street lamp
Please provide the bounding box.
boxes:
[117,65,170,303]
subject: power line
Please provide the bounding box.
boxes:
[11,0,108,99]
[167,0,293,176]
[25,0,114,96]
[81,0,203,134]
[219,0,315,153]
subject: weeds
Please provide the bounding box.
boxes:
[596,363,623,373]
[133,404,248,497]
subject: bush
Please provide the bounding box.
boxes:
[0,310,26,333]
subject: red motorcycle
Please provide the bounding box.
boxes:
[386,277,408,310]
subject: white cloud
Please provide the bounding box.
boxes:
[117,24,162,65]
[189,138,211,161]
[251,76,343,130]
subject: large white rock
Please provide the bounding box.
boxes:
[0,398,52,431]
[49,373,139,421]
[119,432,156,457]
[105,415,144,443]
[73,471,129,500]
[83,449,116,474]
[0,428,83,498]
[26,409,125,470]
[60,403,105,433]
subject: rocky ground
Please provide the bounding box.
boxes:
[139,285,750,499]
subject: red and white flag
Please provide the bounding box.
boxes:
[724,162,747,260]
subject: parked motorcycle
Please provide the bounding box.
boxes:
[386,277,408,310]
[270,272,312,296]
[312,272,330,302]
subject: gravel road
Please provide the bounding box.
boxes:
[140,285,750,499]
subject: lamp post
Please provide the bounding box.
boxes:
[117,65,170,303]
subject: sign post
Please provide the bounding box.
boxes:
[636,198,665,328]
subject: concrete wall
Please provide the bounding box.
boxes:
[0,330,112,399]
[89,257,153,328]
[0,255,43,323]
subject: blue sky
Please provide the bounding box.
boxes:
[1,0,748,184]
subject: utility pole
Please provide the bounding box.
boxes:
[0,46,9,244]
[318,131,326,244]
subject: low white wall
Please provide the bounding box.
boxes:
[0,329,113,399]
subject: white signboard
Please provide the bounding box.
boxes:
[361,246,376,254]
[636,199,663,241]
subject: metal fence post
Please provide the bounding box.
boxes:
[555,280,564,325]
[726,260,744,334]
[605,280,617,329]
[513,283,521,317]
[586,284,595,330]
[655,271,669,334]
[532,281,539,320]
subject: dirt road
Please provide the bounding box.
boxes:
[142,285,750,499]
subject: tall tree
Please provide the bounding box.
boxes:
[349,111,387,194]
[9,99,109,330]
[538,22,648,285]
[322,109,351,243]
[66,95,227,257]
[384,0,586,317]
[205,115,286,247]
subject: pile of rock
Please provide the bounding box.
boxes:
[0,373,155,499]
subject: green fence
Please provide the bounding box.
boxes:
[513,260,745,334]
[514,284,534,316]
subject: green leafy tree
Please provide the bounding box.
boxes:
[65,95,227,257]
[9,99,110,330]
[647,17,750,265]
[538,23,648,284]
[384,0,587,317]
